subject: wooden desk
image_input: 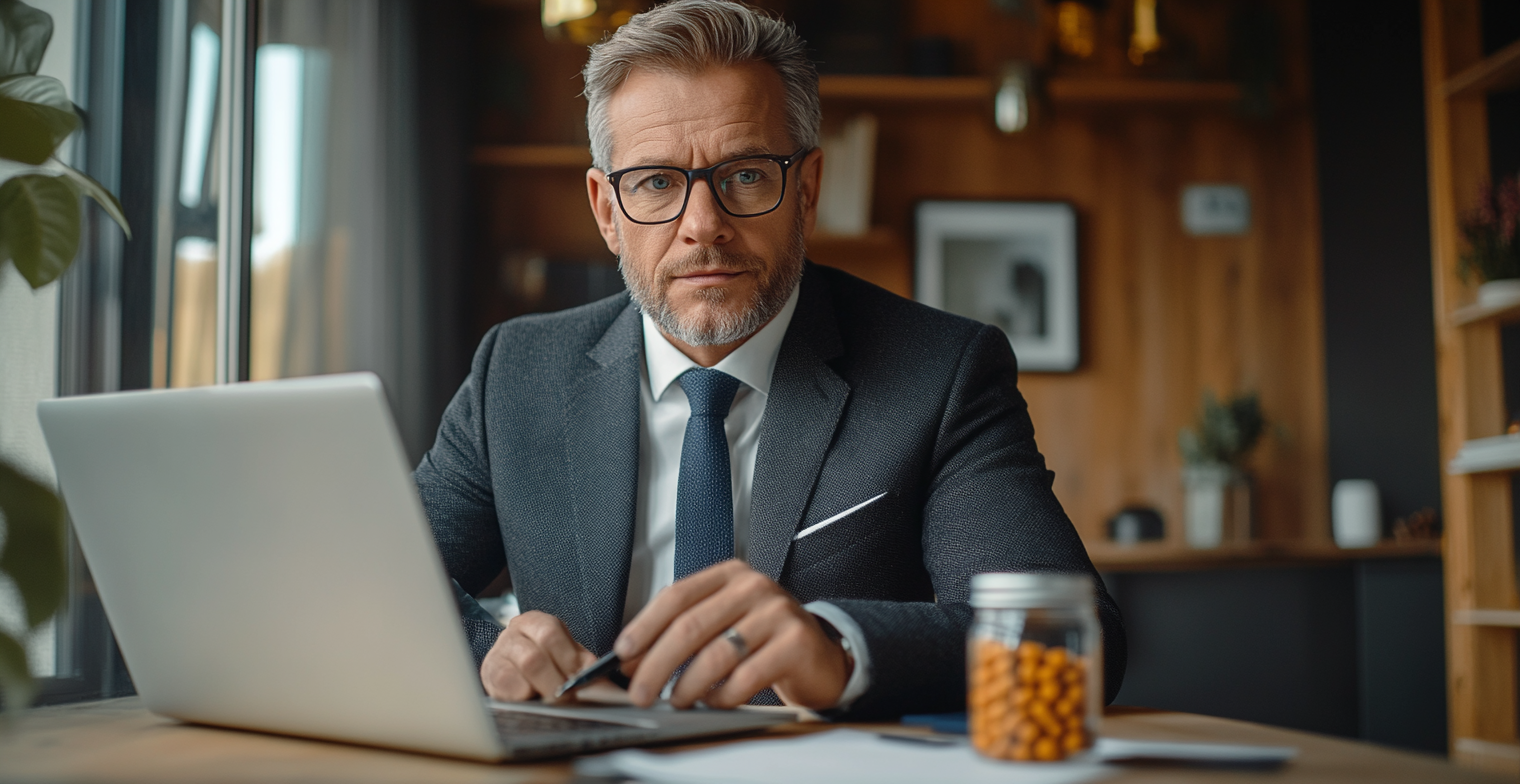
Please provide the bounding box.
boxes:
[0,698,1507,783]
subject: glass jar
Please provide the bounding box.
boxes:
[967,573,1101,762]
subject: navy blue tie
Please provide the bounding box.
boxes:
[674,368,741,580]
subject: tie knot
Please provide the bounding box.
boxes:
[679,368,741,418]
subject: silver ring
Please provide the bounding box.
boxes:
[722,627,749,660]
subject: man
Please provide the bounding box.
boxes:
[416,0,1125,719]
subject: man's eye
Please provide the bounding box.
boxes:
[734,170,762,185]
[629,173,676,193]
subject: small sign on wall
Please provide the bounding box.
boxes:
[1181,184,1251,236]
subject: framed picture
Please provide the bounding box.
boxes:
[915,201,1079,372]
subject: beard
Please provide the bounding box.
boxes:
[618,210,806,347]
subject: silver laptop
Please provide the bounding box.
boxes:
[37,373,790,761]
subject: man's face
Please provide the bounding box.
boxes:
[587,62,822,348]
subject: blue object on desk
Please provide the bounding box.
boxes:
[899,713,967,735]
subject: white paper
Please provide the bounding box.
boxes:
[575,729,1116,784]
[1095,737,1297,765]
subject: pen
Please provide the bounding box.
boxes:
[556,649,622,698]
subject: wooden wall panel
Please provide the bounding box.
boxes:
[832,113,1326,548]
[816,0,1330,547]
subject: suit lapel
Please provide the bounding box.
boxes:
[747,266,850,582]
[564,302,642,653]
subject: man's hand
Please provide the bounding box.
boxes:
[615,560,851,710]
[481,611,597,702]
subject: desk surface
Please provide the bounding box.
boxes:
[0,698,1507,783]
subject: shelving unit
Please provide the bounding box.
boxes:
[1421,0,1520,773]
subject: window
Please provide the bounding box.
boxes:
[27,0,432,705]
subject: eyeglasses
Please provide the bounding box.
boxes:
[605,147,812,225]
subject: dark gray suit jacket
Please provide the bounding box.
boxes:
[415,263,1126,718]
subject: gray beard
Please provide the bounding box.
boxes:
[618,213,806,347]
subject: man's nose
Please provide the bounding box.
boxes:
[676,178,734,246]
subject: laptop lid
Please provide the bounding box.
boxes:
[38,373,505,760]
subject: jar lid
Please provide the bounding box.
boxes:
[970,572,1094,608]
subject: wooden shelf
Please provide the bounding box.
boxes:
[1088,539,1442,572]
[1047,77,1241,105]
[819,75,991,102]
[1451,292,1520,325]
[1447,433,1520,474]
[472,144,590,168]
[1452,609,1520,627]
[474,78,1248,170]
[817,75,1242,107]
[1444,35,1520,98]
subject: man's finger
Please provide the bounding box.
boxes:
[483,662,535,702]
[505,631,579,701]
[625,575,765,705]
[668,613,780,708]
[702,632,795,709]
[482,632,536,702]
[615,560,743,659]
[519,613,592,681]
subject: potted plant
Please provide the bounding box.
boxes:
[1178,391,1265,549]
[0,0,129,711]
[1459,173,1520,306]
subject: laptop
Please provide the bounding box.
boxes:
[37,373,791,761]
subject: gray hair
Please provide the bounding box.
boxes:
[582,0,820,172]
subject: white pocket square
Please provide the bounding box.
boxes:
[793,492,888,541]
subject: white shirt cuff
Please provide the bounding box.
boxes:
[803,601,872,710]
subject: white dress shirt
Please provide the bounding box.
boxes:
[624,284,871,708]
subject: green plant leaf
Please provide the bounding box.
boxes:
[0,172,80,288]
[0,460,66,629]
[0,74,78,164]
[0,0,51,79]
[56,163,130,239]
[0,630,37,713]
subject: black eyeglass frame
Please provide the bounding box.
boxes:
[604,147,814,225]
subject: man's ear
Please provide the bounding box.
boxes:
[587,168,622,256]
[797,147,823,239]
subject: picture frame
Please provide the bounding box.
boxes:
[915,201,1079,372]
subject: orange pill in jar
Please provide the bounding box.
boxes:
[1062,731,1086,753]
[1043,647,1069,669]
[1016,641,1046,661]
[1037,680,1062,702]
[1033,737,1060,761]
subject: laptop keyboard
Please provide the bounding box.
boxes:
[491,709,637,736]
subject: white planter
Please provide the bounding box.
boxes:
[1332,479,1381,548]
[1183,464,1252,549]
[1477,278,1520,308]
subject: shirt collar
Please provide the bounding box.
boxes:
[642,283,801,403]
